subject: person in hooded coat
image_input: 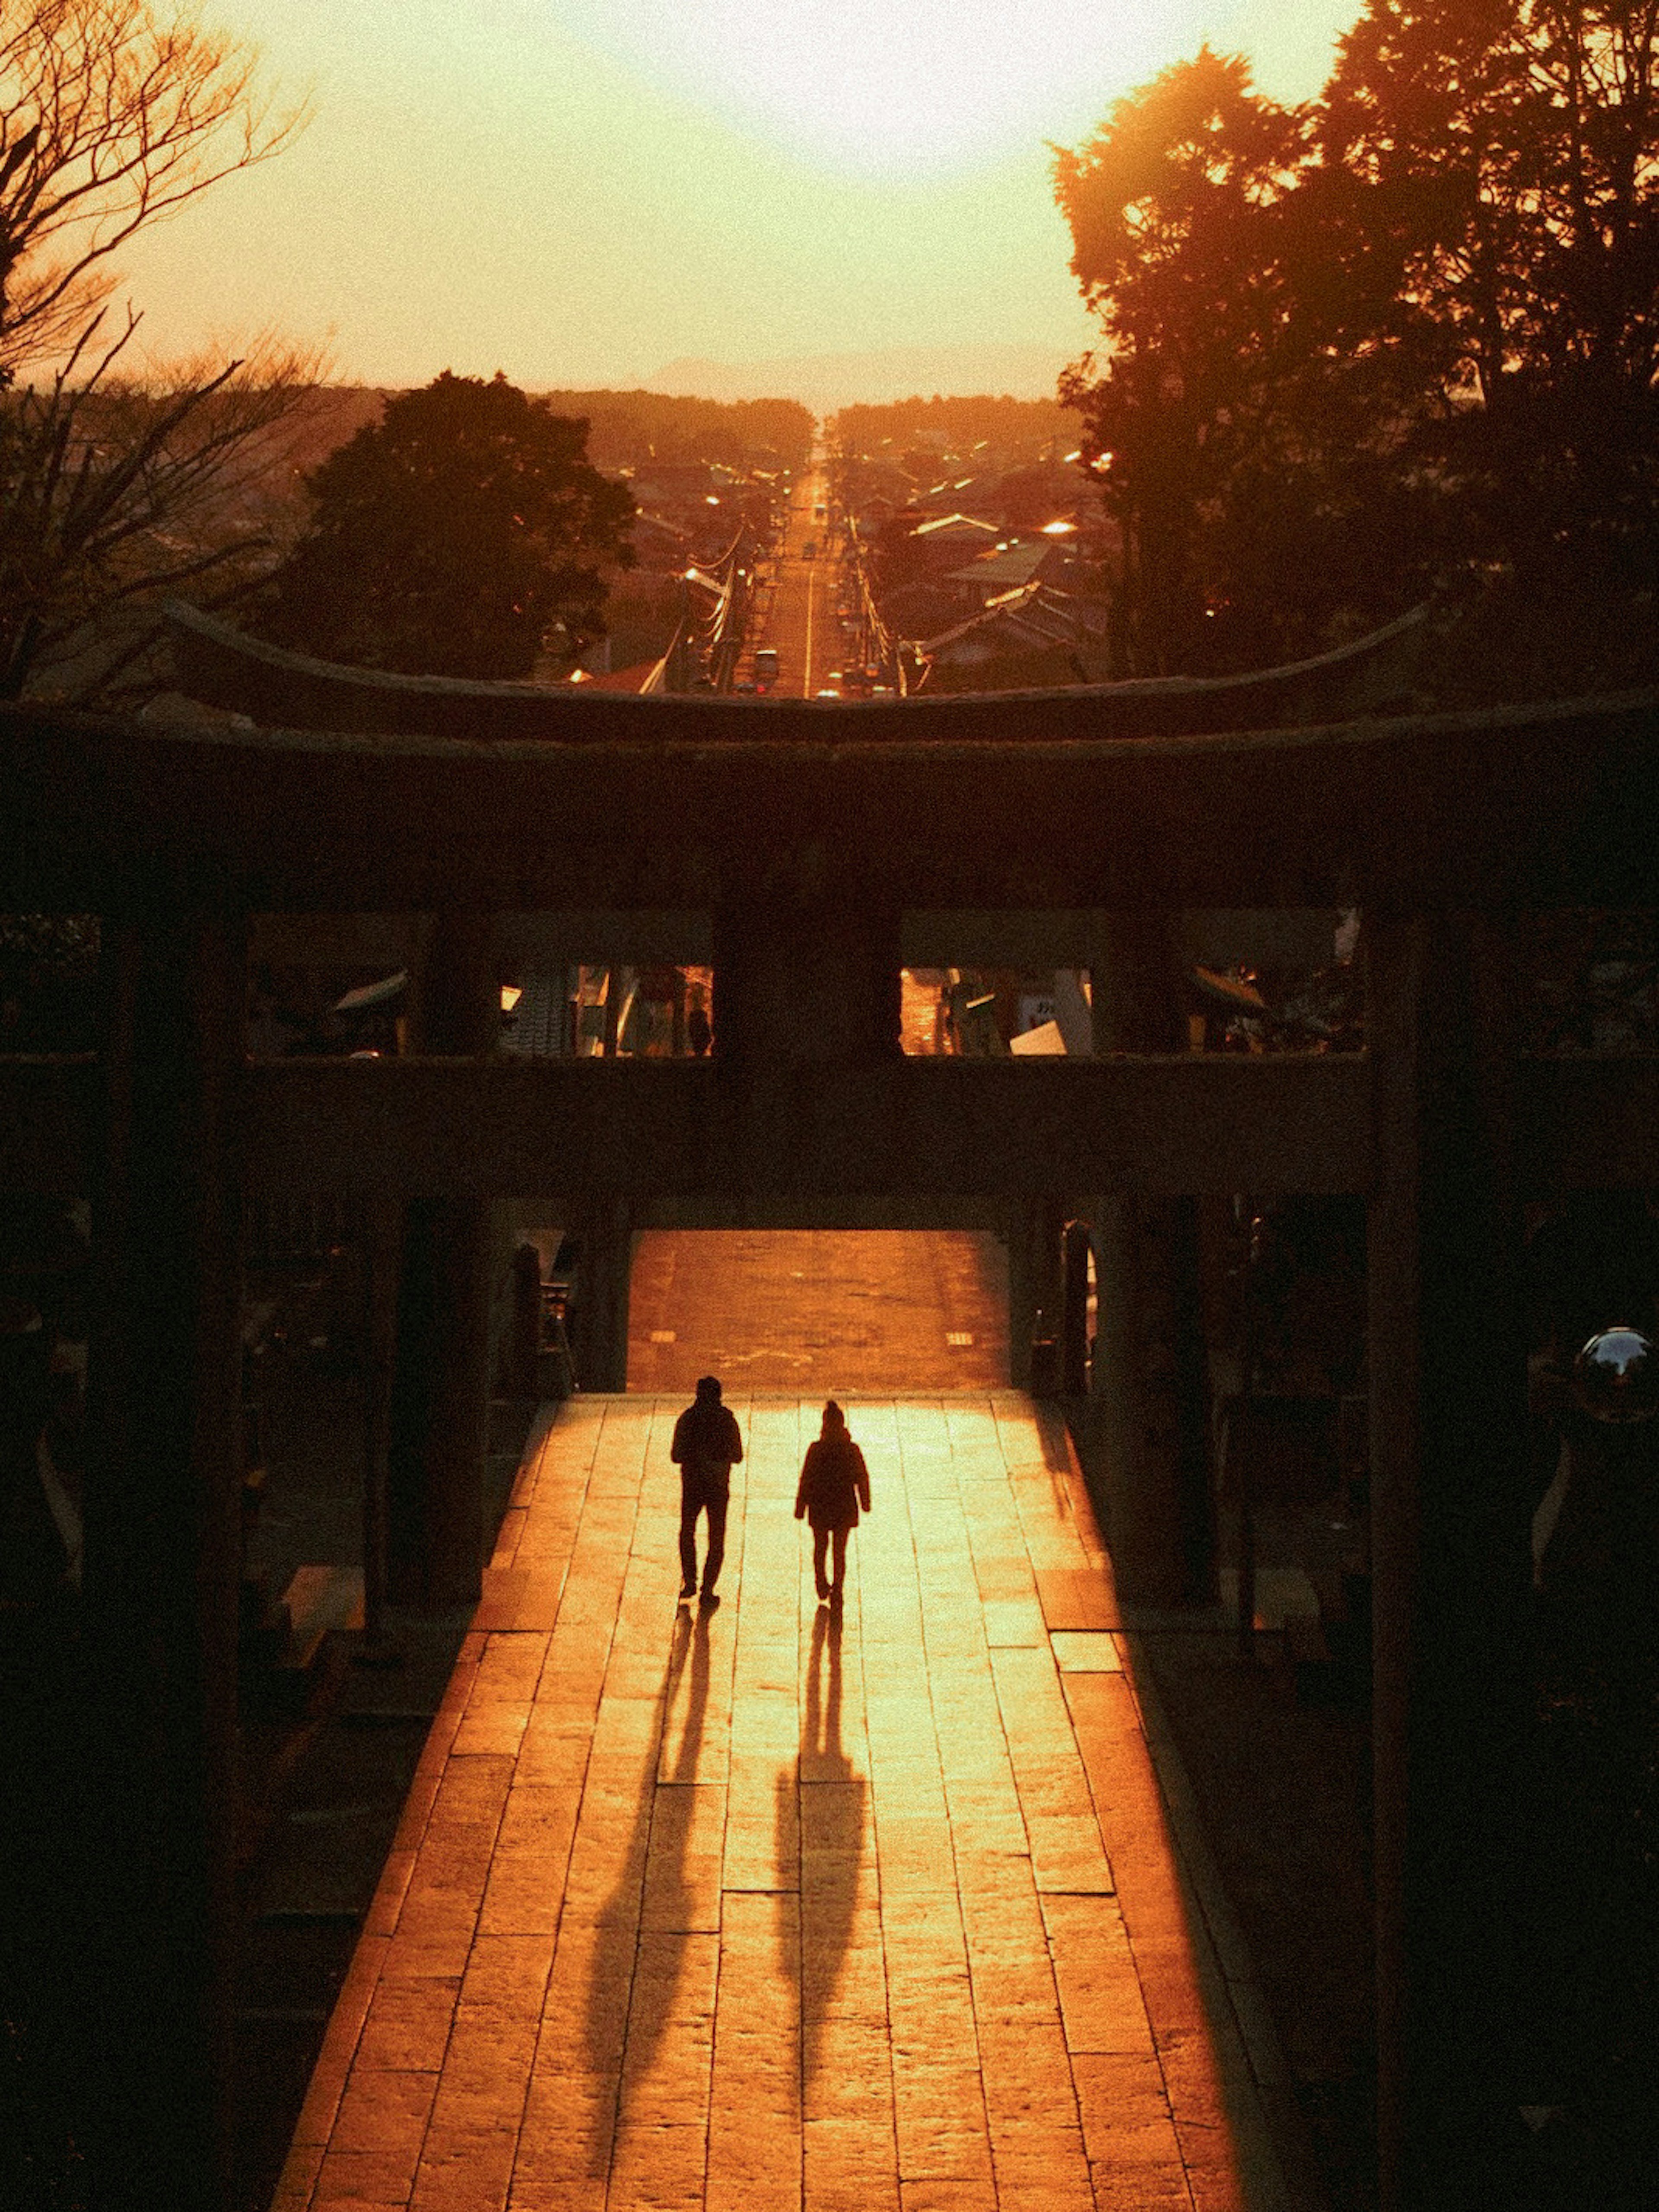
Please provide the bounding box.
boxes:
[670,1374,743,1607]
[794,1400,871,1607]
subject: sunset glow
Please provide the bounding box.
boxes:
[559,0,1210,174]
[114,0,1365,390]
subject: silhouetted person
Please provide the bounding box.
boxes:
[670,1374,741,1607]
[795,1400,870,1609]
[687,998,712,1057]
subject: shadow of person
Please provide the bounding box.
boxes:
[582,1601,712,2174]
[789,1599,867,2099]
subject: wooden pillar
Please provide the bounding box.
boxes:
[1169,1191,1220,1604]
[1088,913,1217,1604]
[505,1241,543,1400]
[82,889,246,2212]
[1004,1197,1067,1391]
[388,911,494,1611]
[1089,911,1184,1059]
[359,1197,401,1646]
[712,895,902,1069]
[1367,911,1533,2211]
[568,1196,634,1392]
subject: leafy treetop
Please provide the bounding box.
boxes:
[256,371,636,682]
[1054,2,1659,694]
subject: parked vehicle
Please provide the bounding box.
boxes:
[753,647,779,690]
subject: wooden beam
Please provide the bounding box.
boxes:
[238,1054,1375,1197]
[17,1050,1659,1198]
[7,689,1659,913]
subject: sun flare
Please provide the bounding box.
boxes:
[557,0,1211,175]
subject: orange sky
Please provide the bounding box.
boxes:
[118,0,1362,397]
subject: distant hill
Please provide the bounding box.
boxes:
[646,344,1075,416]
[829,392,1076,461]
[536,389,814,473]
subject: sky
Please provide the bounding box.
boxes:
[118,0,1364,396]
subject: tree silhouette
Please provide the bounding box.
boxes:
[0,0,304,372]
[0,1,315,701]
[1321,0,1659,663]
[1057,4,1659,692]
[257,372,636,681]
[1054,50,1335,675]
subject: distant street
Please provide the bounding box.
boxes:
[745,463,844,700]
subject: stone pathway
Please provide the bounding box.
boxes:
[626,1231,1010,1397]
[273,1394,1296,2211]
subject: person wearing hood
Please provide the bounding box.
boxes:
[795,1400,871,1609]
[669,1374,743,1608]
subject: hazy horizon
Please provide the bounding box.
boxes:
[118,2,1363,392]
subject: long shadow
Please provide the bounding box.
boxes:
[582,1601,712,2175]
[789,1601,867,2097]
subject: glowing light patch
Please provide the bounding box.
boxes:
[554,0,1213,174]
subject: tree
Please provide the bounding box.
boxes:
[1320,0,1659,668]
[0,317,320,698]
[256,372,638,681]
[0,0,302,371]
[1054,50,1333,674]
[0,2,315,701]
[1056,5,1659,692]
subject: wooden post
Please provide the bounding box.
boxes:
[1170,1191,1220,1604]
[568,1196,634,1393]
[1367,911,1533,2211]
[507,1241,543,1399]
[359,1197,402,1647]
[82,888,246,2212]
[1004,1198,1067,1391]
[712,896,903,1068]
[1088,914,1217,1604]
[387,911,494,1611]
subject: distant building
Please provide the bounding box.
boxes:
[906,512,1002,574]
[913,581,1112,689]
[944,538,1069,608]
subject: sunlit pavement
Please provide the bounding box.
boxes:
[626,1230,1010,1397]
[273,1394,1294,2212]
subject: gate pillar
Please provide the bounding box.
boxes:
[1087,915,1217,1604]
[1368,912,1532,2211]
[712,894,902,1067]
[388,910,495,1609]
[83,889,246,2211]
[568,1194,634,1392]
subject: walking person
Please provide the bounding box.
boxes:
[670,1375,742,1608]
[795,1400,871,1610]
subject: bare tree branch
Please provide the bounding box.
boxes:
[0,0,308,369]
[0,3,319,701]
